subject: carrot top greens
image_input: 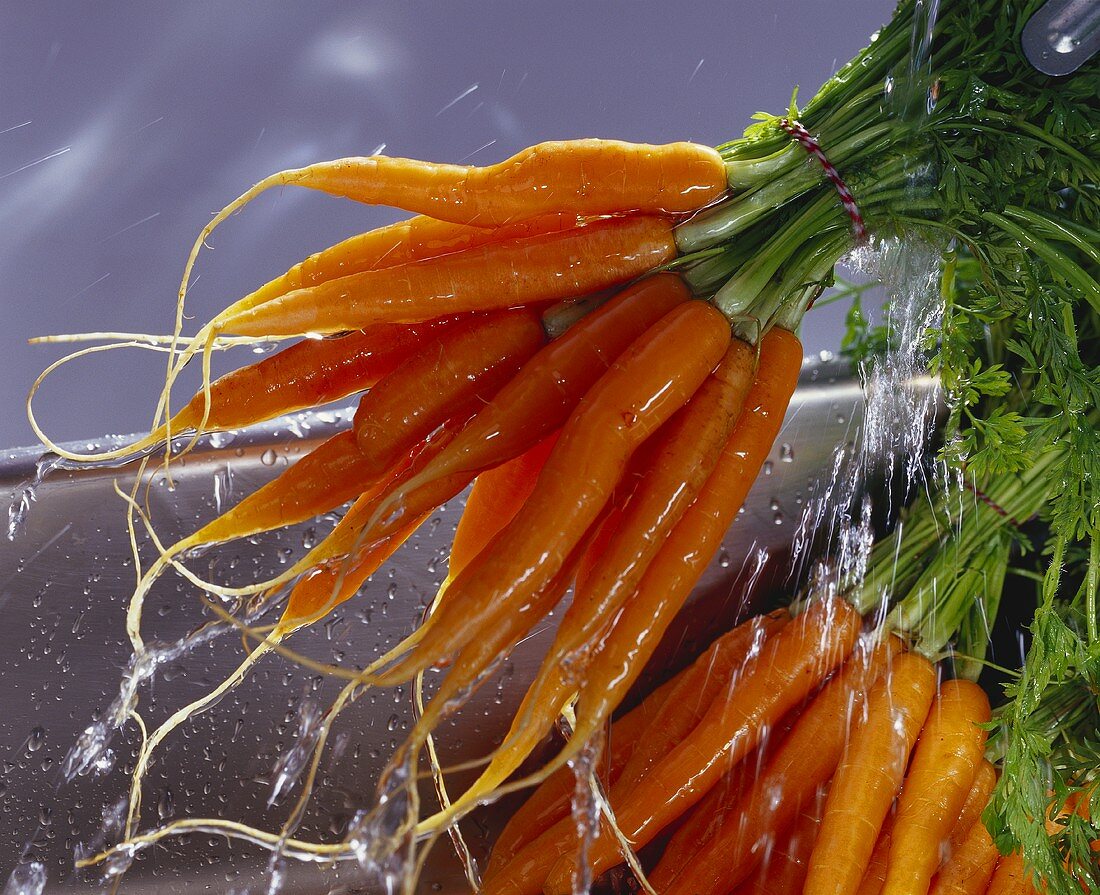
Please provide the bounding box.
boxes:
[666,0,1100,889]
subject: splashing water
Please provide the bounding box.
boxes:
[569,736,604,895]
[794,236,944,608]
[0,864,45,895]
[268,696,323,806]
[7,453,64,541]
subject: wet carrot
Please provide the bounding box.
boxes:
[654,726,789,881]
[472,326,805,854]
[198,141,725,246]
[183,429,378,550]
[489,597,861,895]
[881,680,992,895]
[277,510,429,633]
[374,300,731,687]
[803,652,937,895]
[929,819,999,895]
[948,761,997,856]
[361,273,691,552]
[463,341,760,804]
[654,634,899,895]
[161,321,447,439]
[856,810,896,895]
[214,216,677,337]
[735,792,826,895]
[237,214,582,314]
[612,608,789,794]
[986,853,1037,895]
[548,325,804,756]
[485,669,679,876]
[352,308,546,476]
[447,435,559,584]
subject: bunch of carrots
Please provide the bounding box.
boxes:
[51,139,815,874]
[31,0,1099,887]
[483,602,1029,895]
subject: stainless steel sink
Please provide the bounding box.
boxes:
[0,358,894,893]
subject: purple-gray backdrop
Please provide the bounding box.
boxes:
[1,1,893,450]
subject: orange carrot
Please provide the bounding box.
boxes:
[374,300,731,687]
[185,429,378,550]
[986,853,1037,895]
[237,214,582,314]
[488,597,861,895]
[856,810,896,895]
[612,608,789,794]
[542,325,804,757]
[465,339,760,802]
[881,680,992,895]
[476,328,804,855]
[214,216,677,337]
[278,511,429,632]
[447,435,559,583]
[654,634,899,895]
[352,308,546,476]
[803,651,937,895]
[164,321,448,436]
[486,669,680,876]
[948,761,997,856]
[929,819,1000,895]
[654,722,791,880]
[735,791,827,895]
[361,273,690,552]
[201,140,726,239]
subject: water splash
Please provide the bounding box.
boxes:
[7,453,64,541]
[347,761,415,890]
[268,697,323,806]
[0,863,45,895]
[795,235,943,604]
[62,616,244,780]
[569,736,604,895]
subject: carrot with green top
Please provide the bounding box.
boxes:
[652,634,900,895]
[213,216,677,337]
[372,299,732,688]
[803,651,938,895]
[486,597,862,895]
[881,680,992,895]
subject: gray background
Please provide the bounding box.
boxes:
[1,1,893,451]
